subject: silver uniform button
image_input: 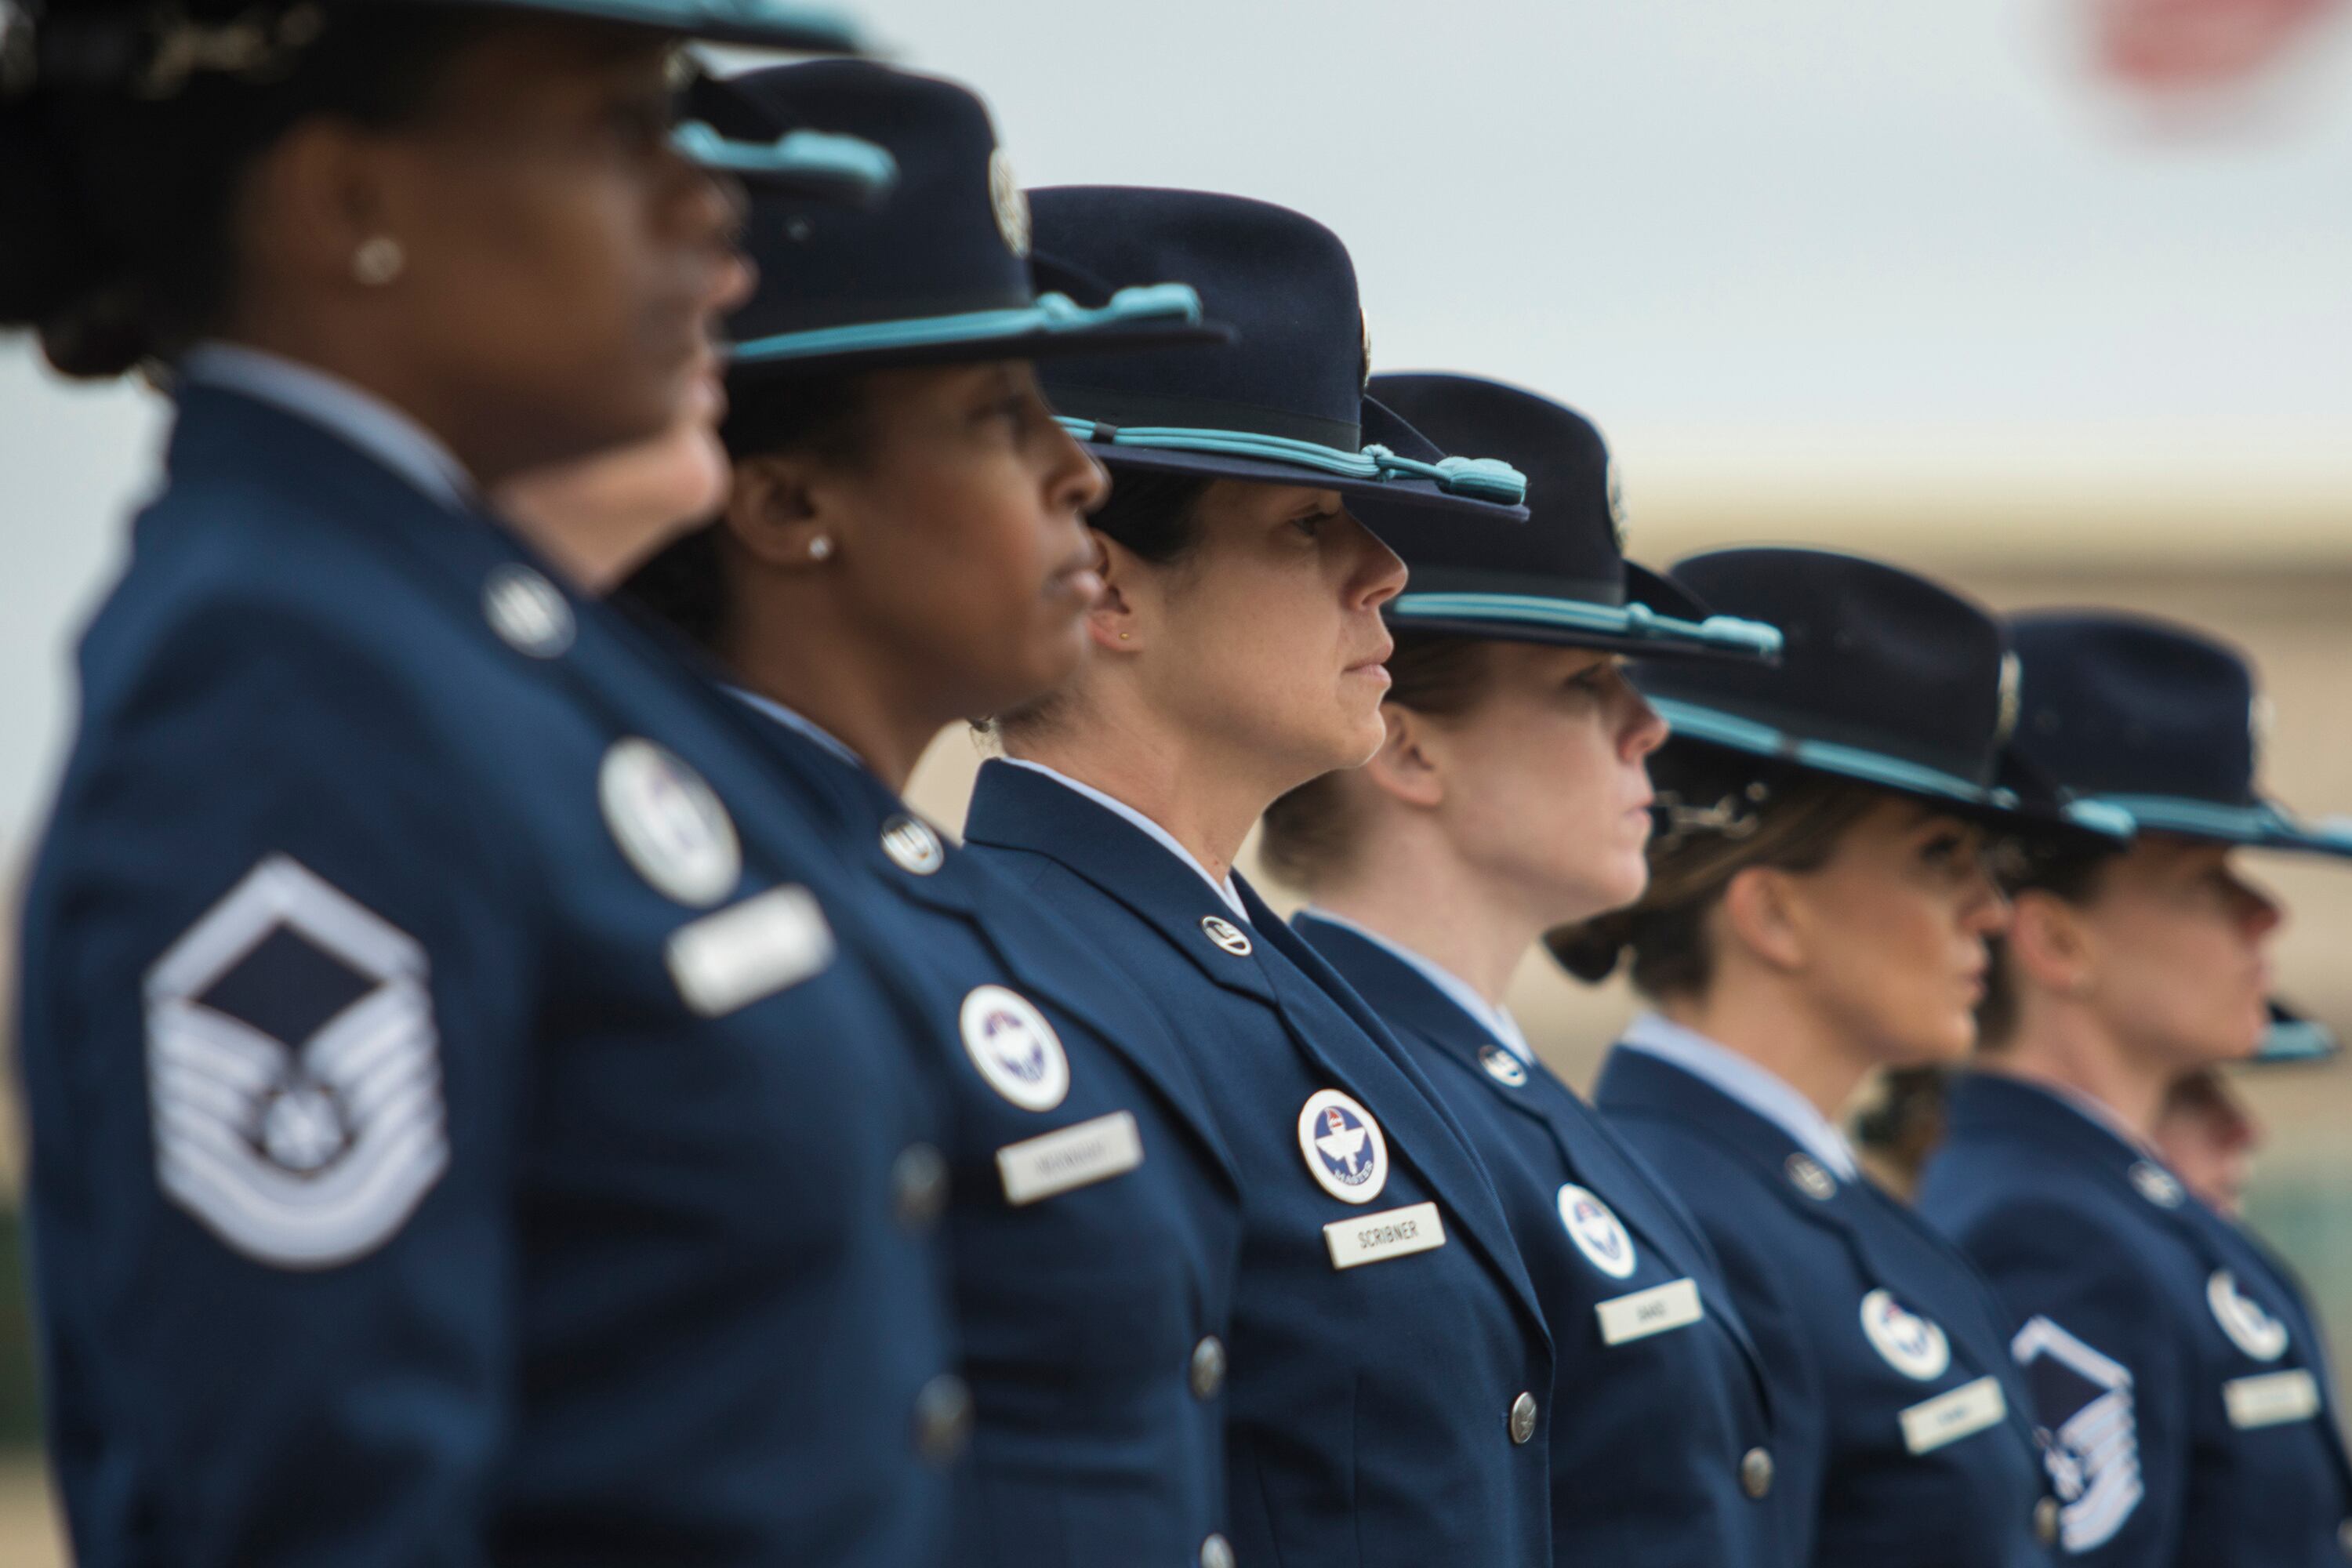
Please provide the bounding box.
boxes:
[891,1143,949,1230]
[482,564,575,658]
[880,815,946,876]
[1190,1335,1228,1400]
[912,1373,973,1465]
[1740,1446,1775,1500]
[1508,1391,1539,1445]
[1200,1533,1236,1568]
[2035,1496,2061,1547]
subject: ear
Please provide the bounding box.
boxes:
[1720,864,1809,973]
[247,119,392,289]
[1085,531,1145,654]
[2006,889,2092,999]
[1358,705,1446,809]
[724,452,840,570]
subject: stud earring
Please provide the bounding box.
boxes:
[1118,631,1131,641]
[808,534,834,561]
[352,236,405,287]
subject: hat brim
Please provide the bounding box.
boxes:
[441,0,865,49]
[1073,397,1530,525]
[727,288,1235,380]
[2256,999,2341,1065]
[1649,697,2134,843]
[2081,795,2352,859]
[1383,561,1780,663]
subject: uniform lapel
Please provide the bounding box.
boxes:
[1243,887,1547,1339]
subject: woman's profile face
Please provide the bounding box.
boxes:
[795,361,1110,719]
[1123,480,1406,786]
[2071,837,2280,1072]
[358,21,743,474]
[1422,646,1668,924]
[1772,799,2013,1066]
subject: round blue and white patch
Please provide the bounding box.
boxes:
[1860,1288,1951,1381]
[959,985,1069,1112]
[1297,1088,1388,1204]
[1556,1183,1637,1279]
[2206,1270,2289,1362]
[1479,1043,1528,1087]
[598,739,740,907]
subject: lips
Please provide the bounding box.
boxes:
[1344,633,1396,675]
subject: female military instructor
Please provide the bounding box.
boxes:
[5,3,975,1563]
[955,184,1555,1568]
[621,60,1257,1568]
[1261,370,1796,1568]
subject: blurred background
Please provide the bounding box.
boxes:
[5,0,2350,1557]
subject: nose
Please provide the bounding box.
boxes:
[1963,870,2013,938]
[1346,517,1407,611]
[1048,423,1112,516]
[1621,680,1668,762]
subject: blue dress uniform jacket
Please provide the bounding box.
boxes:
[1595,1047,2056,1567]
[728,710,1247,1568]
[16,384,960,1568]
[1918,1073,2352,1566]
[1292,917,1788,1568]
[964,760,1556,1568]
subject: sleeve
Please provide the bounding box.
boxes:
[1960,1200,2191,1563]
[20,601,540,1568]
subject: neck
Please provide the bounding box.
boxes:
[724,593,949,792]
[1660,970,1876,1123]
[1005,699,1290,885]
[1977,1000,2172,1142]
[1309,822,1556,1008]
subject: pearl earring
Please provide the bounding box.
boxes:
[352,237,405,286]
[808,535,835,561]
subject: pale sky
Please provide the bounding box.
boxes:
[5,0,2351,848]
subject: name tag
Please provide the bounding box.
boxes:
[1325,1201,1446,1270]
[1595,1277,1704,1345]
[996,1112,1144,1207]
[2225,1368,2321,1430]
[1899,1374,2008,1454]
[666,886,834,1017]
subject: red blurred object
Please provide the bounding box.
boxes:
[2090,0,2343,91]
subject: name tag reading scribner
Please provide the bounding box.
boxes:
[1324,1201,1446,1270]
[996,1111,1144,1206]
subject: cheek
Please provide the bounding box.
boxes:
[2100,913,2267,1054]
[1813,889,1979,1058]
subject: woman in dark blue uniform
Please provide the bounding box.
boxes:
[1554,549,2127,1566]
[957,188,1558,1568]
[1918,612,2352,1566]
[1250,372,1795,1567]
[619,61,1252,1568]
[5,6,973,1563]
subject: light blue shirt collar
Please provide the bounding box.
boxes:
[728,687,868,773]
[1000,757,1248,920]
[179,342,474,513]
[1618,1010,1860,1180]
[1301,907,1531,1062]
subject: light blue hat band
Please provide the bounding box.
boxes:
[1054,416,1527,504]
[672,122,898,199]
[1650,697,2131,840]
[2088,796,2352,856]
[731,284,1204,365]
[2259,1016,2340,1063]
[1388,590,1783,659]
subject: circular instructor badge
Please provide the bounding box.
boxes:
[2207,1270,2289,1362]
[1297,1088,1388,1204]
[959,985,1069,1112]
[598,738,741,907]
[1556,1183,1637,1279]
[1860,1288,1951,1381]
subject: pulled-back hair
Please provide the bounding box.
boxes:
[1546,749,1881,999]
[2,1,499,378]
[1257,630,1497,890]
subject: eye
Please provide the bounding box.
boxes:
[1290,509,1340,539]
[1918,831,1966,866]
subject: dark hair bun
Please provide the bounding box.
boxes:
[1544,914,1632,985]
